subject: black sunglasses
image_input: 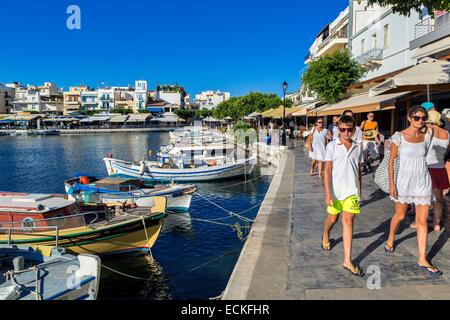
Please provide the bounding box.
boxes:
[412,116,428,122]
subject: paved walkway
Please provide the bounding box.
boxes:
[224,143,450,300]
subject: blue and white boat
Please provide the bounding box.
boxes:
[103,155,256,182]
[0,246,100,300]
[65,176,197,212]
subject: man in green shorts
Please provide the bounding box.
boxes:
[321,115,364,277]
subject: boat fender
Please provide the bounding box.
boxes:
[107,152,113,158]
[140,161,146,176]
[80,176,90,185]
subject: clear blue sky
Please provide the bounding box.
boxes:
[0,0,348,97]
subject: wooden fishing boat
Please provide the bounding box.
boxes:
[0,245,100,300]
[103,155,256,182]
[65,176,197,213]
[0,192,167,256]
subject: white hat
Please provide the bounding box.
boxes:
[442,108,450,119]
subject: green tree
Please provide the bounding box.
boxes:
[175,109,196,121]
[195,109,212,119]
[363,0,450,16]
[302,50,365,104]
[211,92,290,120]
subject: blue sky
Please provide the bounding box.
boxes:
[0,0,348,97]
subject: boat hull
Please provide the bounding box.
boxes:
[0,197,168,256]
[103,157,256,182]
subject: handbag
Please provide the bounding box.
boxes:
[304,128,315,151]
[374,129,434,194]
[374,151,399,194]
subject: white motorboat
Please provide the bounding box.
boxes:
[103,155,256,182]
[0,245,100,300]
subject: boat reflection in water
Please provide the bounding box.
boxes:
[161,212,193,234]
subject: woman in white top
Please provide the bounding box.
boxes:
[426,111,450,232]
[308,117,328,179]
[386,106,441,276]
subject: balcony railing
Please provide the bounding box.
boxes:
[356,48,384,66]
[318,28,349,51]
[414,13,450,39]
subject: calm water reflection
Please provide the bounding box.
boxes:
[0,133,273,299]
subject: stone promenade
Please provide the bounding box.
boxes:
[223,144,450,300]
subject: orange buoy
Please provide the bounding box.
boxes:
[80,176,90,185]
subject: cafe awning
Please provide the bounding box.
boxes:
[314,91,411,116]
[80,115,112,123]
[271,107,300,119]
[109,115,129,123]
[369,57,450,97]
[126,114,151,123]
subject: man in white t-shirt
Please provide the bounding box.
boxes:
[321,115,364,277]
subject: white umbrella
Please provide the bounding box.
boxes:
[369,57,450,100]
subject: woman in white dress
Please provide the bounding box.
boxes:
[386,106,442,276]
[308,118,328,179]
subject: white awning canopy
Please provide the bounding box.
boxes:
[370,57,450,97]
[109,115,129,123]
[126,114,151,122]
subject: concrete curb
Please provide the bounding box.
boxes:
[222,148,295,300]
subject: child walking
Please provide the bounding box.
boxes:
[322,115,364,277]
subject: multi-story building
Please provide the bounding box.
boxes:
[0,85,15,114]
[410,10,450,61]
[80,91,99,111]
[156,85,186,110]
[349,0,421,82]
[195,90,231,110]
[37,82,58,97]
[134,80,148,112]
[97,88,115,111]
[306,7,350,63]
[41,94,64,114]
[10,88,43,113]
[64,86,89,114]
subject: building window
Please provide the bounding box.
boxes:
[383,25,389,49]
[371,33,377,49]
[361,39,365,54]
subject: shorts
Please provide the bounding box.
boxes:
[429,168,450,190]
[327,195,361,215]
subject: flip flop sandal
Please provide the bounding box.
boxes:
[384,243,395,253]
[343,265,365,277]
[321,240,331,251]
[418,264,443,276]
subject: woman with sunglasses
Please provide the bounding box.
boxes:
[308,117,328,179]
[386,106,442,276]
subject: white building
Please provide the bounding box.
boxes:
[195,90,231,110]
[349,0,422,82]
[409,10,450,61]
[156,85,186,109]
[134,80,148,112]
[81,91,99,111]
[306,6,350,63]
[11,88,43,113]
[97,88,115,111]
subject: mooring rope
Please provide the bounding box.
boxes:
[101,249,241,283]
[193,192,254,223]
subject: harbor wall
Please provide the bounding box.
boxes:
[222,144,294,299]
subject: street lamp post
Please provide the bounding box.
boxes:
[281,81,288,146]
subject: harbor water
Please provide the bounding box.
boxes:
[0,133,274,300]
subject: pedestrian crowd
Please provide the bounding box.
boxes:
[305,102,450,277]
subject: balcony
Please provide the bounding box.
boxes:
[356,48,384,68]
[316,28,349,58]
[410,13,450,49]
